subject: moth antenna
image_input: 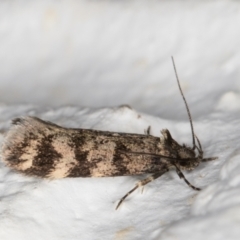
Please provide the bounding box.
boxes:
[171,56,196,150]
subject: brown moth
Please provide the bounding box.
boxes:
[0,57,217,209]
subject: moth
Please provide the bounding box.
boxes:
[0,57,217,209]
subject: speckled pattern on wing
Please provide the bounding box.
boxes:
[1,117,174,178]
[1,116,217,184]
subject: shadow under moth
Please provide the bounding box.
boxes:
[0,58,217,209]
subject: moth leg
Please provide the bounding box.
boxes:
[144,126,151,135]
[195,135,218,162]
[174,164,201,191]
[116,169,168,210]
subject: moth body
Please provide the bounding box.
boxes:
[1,116,203,180]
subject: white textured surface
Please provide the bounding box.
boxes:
[0,0,240,118]
[0,106,224,240]
[0,0,240,240]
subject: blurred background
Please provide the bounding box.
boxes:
[0,0,240,119]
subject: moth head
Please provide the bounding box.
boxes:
[176,156,201,171]
[175,143,202,171]
[161,129,202,171]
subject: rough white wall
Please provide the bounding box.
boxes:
[0,0,240,117]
